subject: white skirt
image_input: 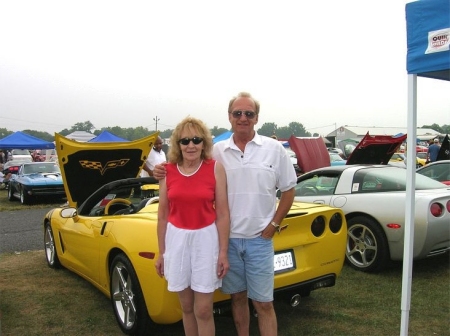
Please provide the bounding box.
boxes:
[164,222,221,293]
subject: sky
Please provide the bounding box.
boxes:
[0,0,449,137]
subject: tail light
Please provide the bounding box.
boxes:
[430,202,444,217]
[311,216,326,237]
[329,212,343,233]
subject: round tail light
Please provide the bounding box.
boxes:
[430,202,443,217]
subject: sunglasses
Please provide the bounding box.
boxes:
[229,110,257,119]
[178,137,204,145]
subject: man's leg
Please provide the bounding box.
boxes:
[231,291,250,336]
[252,300,277,336]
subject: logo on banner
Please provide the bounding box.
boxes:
[425,28,450,54]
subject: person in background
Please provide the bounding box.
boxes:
[154,92,297,336]
[427,138,440,163]
[155,116,230,336]
[141,136,166,177]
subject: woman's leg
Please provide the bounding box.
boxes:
[178,287,198,336]
[194,291,215,336]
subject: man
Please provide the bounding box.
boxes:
[154,92,297,335]
[141,136,166,177]
[427,138,440,163]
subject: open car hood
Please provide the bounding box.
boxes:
[345,132,407,165]
[55,132,159,207]
[288,135,330,173]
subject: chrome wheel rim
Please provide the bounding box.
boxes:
[346,224,378,268]
[44,225,55,265]
[111,261,137,329]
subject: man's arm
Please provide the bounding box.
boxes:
[142,163,153,176]
[152,163,167,180]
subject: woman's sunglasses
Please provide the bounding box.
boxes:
[178,137,204,145]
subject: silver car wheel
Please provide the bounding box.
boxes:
[346,216,389,272]
[347,224,378,267]
[44,223,60,268]
[111,261,137,329]
[110,253,151,335]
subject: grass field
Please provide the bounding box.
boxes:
[0,189,449,335]
[0,250,448,336]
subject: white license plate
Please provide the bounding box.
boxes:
[274,251,295,272]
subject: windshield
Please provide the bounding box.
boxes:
[12,149,30,155]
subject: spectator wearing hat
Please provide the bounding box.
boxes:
[427,138,440,163]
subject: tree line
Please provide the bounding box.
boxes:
[1,121,448,142]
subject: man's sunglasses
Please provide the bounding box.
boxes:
[229,110,257,119]
[178,137,204,145]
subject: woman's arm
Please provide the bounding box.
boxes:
[155,178,169,277]
[214,161,230,279]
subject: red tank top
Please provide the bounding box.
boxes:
[166,159,216,229]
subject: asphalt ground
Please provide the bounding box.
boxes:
[0,208,51,253]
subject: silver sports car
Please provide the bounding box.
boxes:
[291,165,450,272]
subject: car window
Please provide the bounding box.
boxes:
[352,167,446,193]
[12,149,30,155]
[295,174,339,196]
[418,164,450,182]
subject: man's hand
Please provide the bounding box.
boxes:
[153,162,167,180]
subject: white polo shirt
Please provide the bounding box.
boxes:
[213,132,297,238]
[141,148,166,177]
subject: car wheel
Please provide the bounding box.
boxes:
[20,187,31,205]
[346,216,389,272]
[110,253,152,335]
[44,223,61,268]
[7,185,15,201]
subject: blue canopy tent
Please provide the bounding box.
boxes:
[0,131,55,149]
[88,130,129,142]
[213,131,232,144]
[403,1,449,334]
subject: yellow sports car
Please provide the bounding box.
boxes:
[44,132,347,335]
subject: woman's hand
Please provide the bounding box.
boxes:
[155,255,165,278]
[216,252,229,279]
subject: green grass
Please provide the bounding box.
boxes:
[1,189,449,335]
[0,189,63,211]
[0,251,448,336]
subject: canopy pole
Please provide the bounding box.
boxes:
[400,74,418,336]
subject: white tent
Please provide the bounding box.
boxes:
[64,131,96,142]
[403,1,449,334]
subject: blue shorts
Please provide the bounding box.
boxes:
[221,236,274,302]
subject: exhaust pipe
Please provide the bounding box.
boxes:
[290,294,301,307]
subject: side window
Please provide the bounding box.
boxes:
[316,176,338,195]
[294,176,318,196]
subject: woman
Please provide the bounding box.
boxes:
[155,116,230,336]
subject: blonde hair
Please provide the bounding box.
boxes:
[228,92,260,114]
[168,116,213,164]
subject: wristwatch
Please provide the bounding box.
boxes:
[270,221,280,232]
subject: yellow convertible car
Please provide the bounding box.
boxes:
[44,132,347,335]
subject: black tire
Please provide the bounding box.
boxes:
[345,216,389,272]
[20,186,31,205]
[44,222,61,268]
[110,253,152,335]
[7,185,16,201]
